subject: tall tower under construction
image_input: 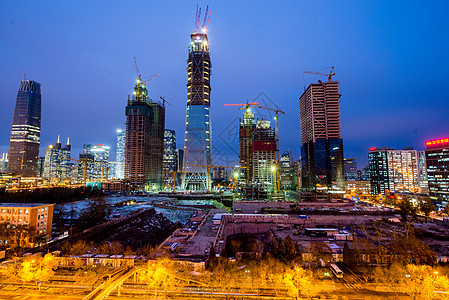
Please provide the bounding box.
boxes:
[182,7,213,191]
[125,77,165,191]
[299,75,344,191]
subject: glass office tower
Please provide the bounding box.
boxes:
[8,80,42,177]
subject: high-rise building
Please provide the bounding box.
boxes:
[0,153,8,173]
[108,161,116,179]
[417,150,429,194]
[425,138,449,205]
[115,129,125,179]
[7,80,41,177]
[368,147,419,195]
[239,108,256,184]
[81,144,110,182]
[125,78,165,191]
[176,149,184,172]
[251,120,276,190]
[299,79,344,191]
[78,153,95,183]
[42,136,71,183]
[344,158,358,180]
[163,129,177,188]
[37,157,44,177]
[182,27,213,191]
[280,151,295,190]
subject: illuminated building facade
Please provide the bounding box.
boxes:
[239,108,256,184]
[108,161,116,179]
[77,153,95,183]
[368,147,419,195]
[182,30,213,191]
[425,138,449,204]
[418,150,429,193]
[280,151,295,190]
[81,144,110,182]
[251,120,276,189]
[0,203,54,245]
[0,153,8,173]
[344,158,358,180]
[115,129,125,179]
[163,129,177,187]
[299,80,344,191]
[125,80,165,191]
[7,80,41,177]
[42,136,71,183]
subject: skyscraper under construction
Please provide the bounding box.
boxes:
[182,7,213,191]
[8,79,41,177]
[125,78,165,191]
[299,73,344,191]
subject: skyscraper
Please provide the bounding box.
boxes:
[163,129,177,188]
[299,78,344,191]
[251,120,276,190]
[344,158,358,180]
[239,108,256,184]
[42,136,71,183]
[125,78,165,191]
[182,23,213,191]
[368,147,419,195]
[0,153,8,173]
[116,129,125,179]
[418,150,429,193]
[7,79,41,176]
[81,144,109,182]
[425,138,449,205]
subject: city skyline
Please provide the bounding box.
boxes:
[1,1,449,167]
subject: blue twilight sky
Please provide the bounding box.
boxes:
[1,1,448,168]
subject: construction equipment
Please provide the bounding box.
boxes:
[194,5,212,34]
[224,99,259,111]
[224,100,259,185]
[164,170,186,191]
[159,96,171,108]
[257,105,285,196]
[304,66,335,82]
[133,57,159,100]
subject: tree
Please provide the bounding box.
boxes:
[74,265,109,290]
[69,240,93,255]
[18,254,58,286]
[283,267,327,299]
[418,197,436,217]
[398,196,417,222]
[77,198,112,230]
[138,256,180,298]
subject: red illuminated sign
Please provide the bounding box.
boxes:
[368,147,376,151]
[425,138,449,147]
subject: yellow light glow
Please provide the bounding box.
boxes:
[202,28,207,33]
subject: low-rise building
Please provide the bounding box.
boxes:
[0,203,54,246]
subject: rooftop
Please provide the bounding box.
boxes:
[0,203,52,208]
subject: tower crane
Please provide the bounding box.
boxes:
[304,66,335,82]
[223,99,259,111]
[133,57,159,100]
[257,106,285,197]
[159,96,171,108]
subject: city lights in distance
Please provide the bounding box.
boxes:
[425,138,449,146]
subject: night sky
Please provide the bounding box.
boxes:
[1,1,448,168]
